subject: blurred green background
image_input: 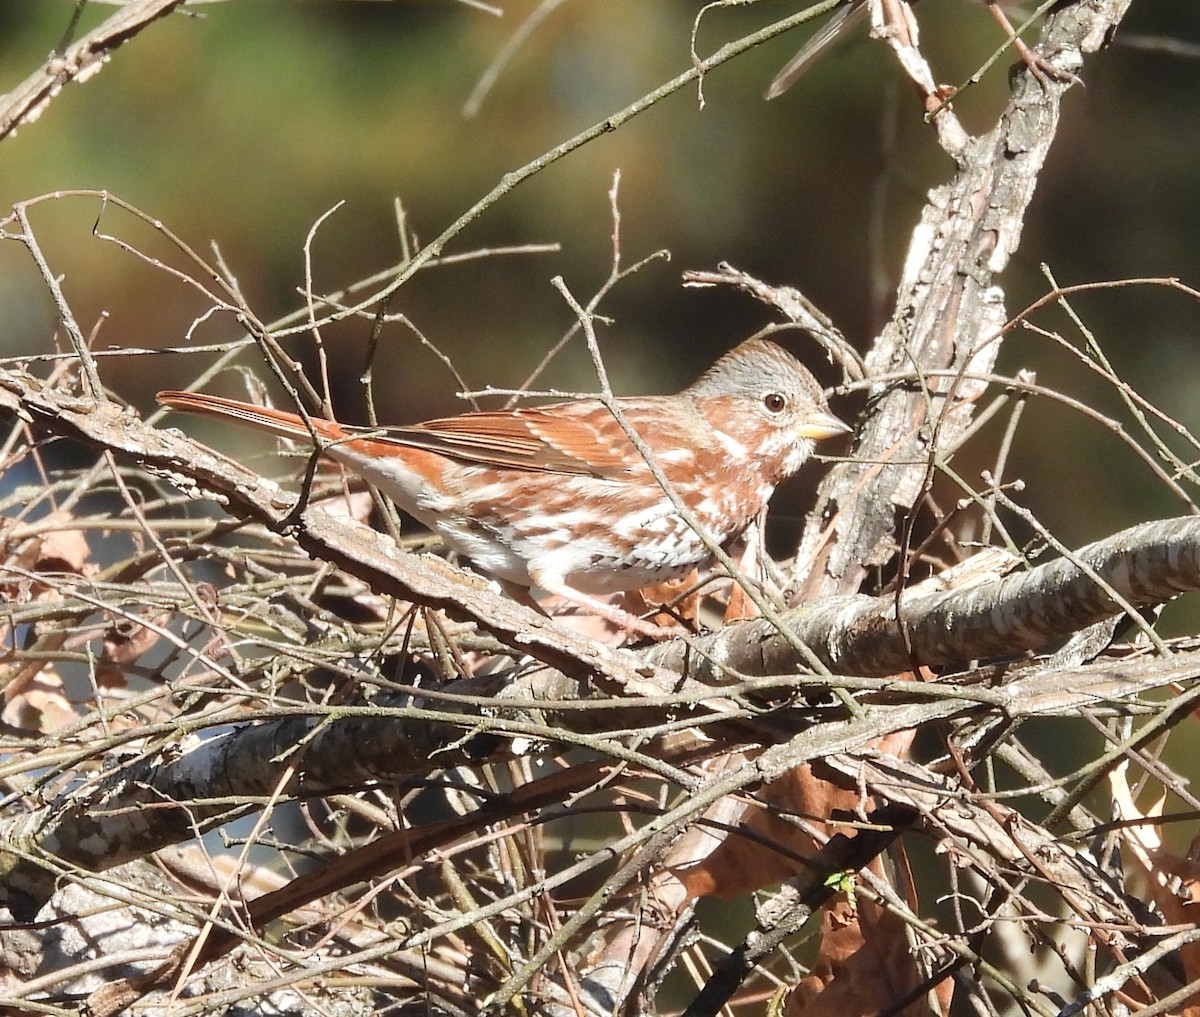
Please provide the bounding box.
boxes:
[2,0,1199,570]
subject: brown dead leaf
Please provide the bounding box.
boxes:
[786,891,952,1017]
[1,627,71,712]
[0,511,94,610]
[669,728,917,900]
[724,529,765,624]
[1111,761,1200,1012]
[34,519,92,575]
[103,610,172,667]
[1,667,77,733]
[98,609,174,688]
[628,569,701,630]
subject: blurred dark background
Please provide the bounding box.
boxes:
[2,0,1198,582]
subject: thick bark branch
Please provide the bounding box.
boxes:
[3,627,1194,915]
[656,517,1200,679]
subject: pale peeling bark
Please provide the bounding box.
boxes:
[609,2,1140,1013]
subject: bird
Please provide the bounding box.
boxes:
[766,0,1070,100]
[158,338,850,638]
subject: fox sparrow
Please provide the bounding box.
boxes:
[158,338,849,636]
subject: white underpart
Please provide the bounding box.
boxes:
[780,436,816,476]
[438,517,533,586]
[328,446,454,513]
[453,479,512,505]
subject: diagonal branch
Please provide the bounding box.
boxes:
[0,0,188,142]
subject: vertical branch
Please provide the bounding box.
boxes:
[792,0,1135,601]
[12,203,104,399]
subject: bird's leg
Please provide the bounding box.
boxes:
[985,0,1078,87]
[521,574,687,642]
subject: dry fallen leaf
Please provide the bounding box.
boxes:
[1111,760,1200,1013]
[787,892,952,1017]
[1,666,77,733]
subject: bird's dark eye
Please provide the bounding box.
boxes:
[763,392,787,413]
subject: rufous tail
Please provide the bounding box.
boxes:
[157,391,348,445]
